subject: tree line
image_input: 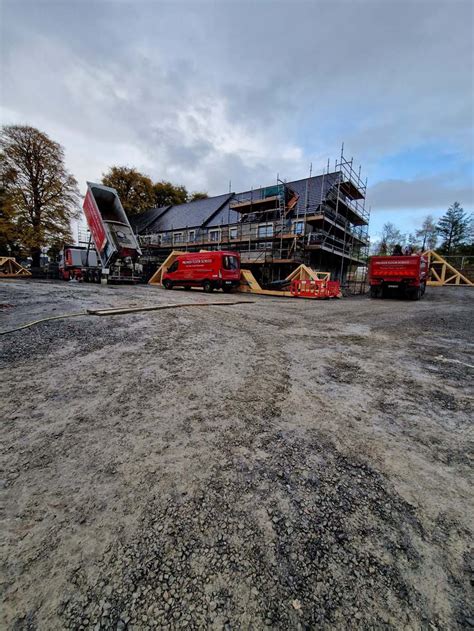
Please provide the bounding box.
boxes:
[372,204,472,257]
[101,165,208,216]
[0,125,207,264]
[0,124,472,265]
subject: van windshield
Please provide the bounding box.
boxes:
[223,256,239,270]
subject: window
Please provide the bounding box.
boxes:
[293,221,305,235]
[223,255,239,270]
[168,261,178,273]
[229,227,238,240]
[188,230,196,242]
[209,229,220,242]
[173,232,183,243]
[258,223,274,238]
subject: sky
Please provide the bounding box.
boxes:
[1,0,473,241]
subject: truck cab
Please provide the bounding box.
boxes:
[58,245,100,281]
[162,251,241,292]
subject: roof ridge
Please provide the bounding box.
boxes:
[201,193,235,227]
[285,171,340,187]
[170,190,232,210]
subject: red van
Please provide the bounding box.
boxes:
[162,251,241,292]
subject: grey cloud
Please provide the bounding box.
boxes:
[1,0,473,208]
[369,176,474,212]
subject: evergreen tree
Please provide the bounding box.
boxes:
[436,202,471,254]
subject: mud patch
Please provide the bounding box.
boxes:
[326,360,363,384]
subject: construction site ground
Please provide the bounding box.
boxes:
[1,280,473,630]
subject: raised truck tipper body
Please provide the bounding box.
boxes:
[369,254,428,300]
[82,182,142,283]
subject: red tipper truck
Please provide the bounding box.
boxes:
[369,254,428,300]
[162,251,241,292]
[58,244,100,281]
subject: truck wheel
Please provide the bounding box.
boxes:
[411,287,421,300]
[370,286,378,298]
[203,280,213,293]
[222,285,232,293]
[163,279,173,290]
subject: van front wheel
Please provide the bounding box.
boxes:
[203,280,213,293]
[163,279,173,290]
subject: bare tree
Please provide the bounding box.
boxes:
[373,222,405,255]
[0,125,80,266]
[416,215,438,251]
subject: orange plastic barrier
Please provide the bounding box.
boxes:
[290,279,340,299]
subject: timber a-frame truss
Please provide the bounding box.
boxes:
[0,257,31,278]
[423,250,473,286]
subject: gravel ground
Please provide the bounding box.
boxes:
[0,279,473,630]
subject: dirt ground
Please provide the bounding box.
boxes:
[0,280,473,630]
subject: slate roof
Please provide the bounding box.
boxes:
[143,192,234,233]
[207,173,341,226]
[129,205,171,233]
[131,172,347,234]
[204,198,240,227]
[287,172,340,214]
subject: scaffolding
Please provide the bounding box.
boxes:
[316,145,370,285]
[138,145,370,289]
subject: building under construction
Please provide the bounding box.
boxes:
[132,149,370,286]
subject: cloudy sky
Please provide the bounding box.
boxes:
[1,0,473,239]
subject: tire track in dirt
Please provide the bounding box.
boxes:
[2,285,472,630]
[57,314,468,630]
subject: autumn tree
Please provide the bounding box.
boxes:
[101,166,155,216]
[153,181,188,207]
[0,125,80,266]
[189,191,209,201]
[101,167,209,212]
[416,215,438,251]
[0,183,21,256]
[437,202,472,255]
